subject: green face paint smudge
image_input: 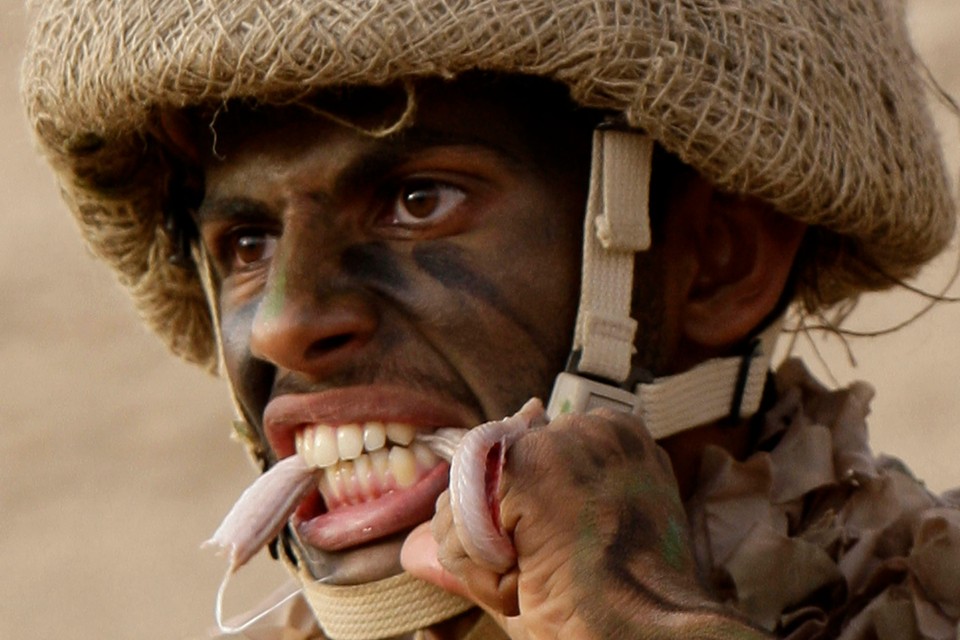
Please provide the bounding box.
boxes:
[262,265,287,320]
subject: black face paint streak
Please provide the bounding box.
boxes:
[235,361,274,431]
[341,241,410,294]
[412,242,502,304]
[411,242,550,355]
[222,299,277,457]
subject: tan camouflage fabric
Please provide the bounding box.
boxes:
[688,359,960,640]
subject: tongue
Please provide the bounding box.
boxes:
[204,455,316,573]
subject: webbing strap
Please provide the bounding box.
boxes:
[573,129,653,382]
[194,243,225,377]
[559,127,780,440]
[636,320,781,440]
[547,320,781,440]
[302,571,473,640]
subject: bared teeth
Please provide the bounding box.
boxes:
[354,454,374,496]
[386,423,415,446]
[337,424,363,461]
[320,466,339,506]
[370,448,389,480]
[388,446,417,488]
[312,426,339,468]
[412,442,440,469]
[338,461,359,505]
[296,421,430,469]
[297,421,448,507]
[363,422,386,452]
[309,438,444,508]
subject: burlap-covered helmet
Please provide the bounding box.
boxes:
[22,0,956,371]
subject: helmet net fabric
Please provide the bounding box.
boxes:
[22,0,956,370]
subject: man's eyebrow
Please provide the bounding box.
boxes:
[333,126,523,195]
[390,127,520,162]
[194,197,273,225]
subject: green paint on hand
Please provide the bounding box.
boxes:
[660,515,687,571]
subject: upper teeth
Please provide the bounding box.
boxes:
[296,422,419,469]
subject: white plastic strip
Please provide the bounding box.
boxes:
[212,571,303,635]
[573,129,653,382]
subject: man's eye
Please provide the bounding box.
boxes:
[391,181,466,226]
[226,231,277,269]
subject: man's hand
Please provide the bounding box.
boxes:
[402,407,772,639]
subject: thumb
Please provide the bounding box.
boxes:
[401,522,472,600]
[403,522,519,638]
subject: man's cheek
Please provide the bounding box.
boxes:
[220,299,273,423]
[219,298,256,369]
[410,242,546,347]
[340,241,411,294]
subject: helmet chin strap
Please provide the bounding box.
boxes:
[196,124,778,639]
[298,568,472,640]
[546,125,780,435]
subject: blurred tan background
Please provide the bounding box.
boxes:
[2,1,959,638]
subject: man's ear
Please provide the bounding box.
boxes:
[675,187,806,349]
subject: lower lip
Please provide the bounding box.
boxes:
[294,462,451,551]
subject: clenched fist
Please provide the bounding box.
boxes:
[402,403,770,639]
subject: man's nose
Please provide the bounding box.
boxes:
[248,231,379,378]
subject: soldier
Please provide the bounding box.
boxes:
[22,1,960,638]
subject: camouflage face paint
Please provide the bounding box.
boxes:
[200,76,602,588]
[261,262,287,321]
[411,241,552,356]
[341,241,410,293]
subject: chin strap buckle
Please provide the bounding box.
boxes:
[548,320,781,439]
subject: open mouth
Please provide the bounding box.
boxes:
[291,421,450,550]
[265,388,472,553]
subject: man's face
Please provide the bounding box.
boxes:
[196,78,594,584]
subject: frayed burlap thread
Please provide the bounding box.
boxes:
[22,0,956,370]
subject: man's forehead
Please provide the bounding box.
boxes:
[182,75,596,169]
[213,83,412,137]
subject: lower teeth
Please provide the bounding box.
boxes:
[318,444,439,507]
